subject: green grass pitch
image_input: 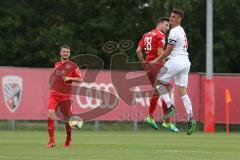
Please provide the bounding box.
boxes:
[0,130,239,160]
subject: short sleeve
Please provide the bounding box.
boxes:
[168,29,177,45]
[157,36,165,49]
[72,68,81,78]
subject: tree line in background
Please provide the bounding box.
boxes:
[0,0,239,73]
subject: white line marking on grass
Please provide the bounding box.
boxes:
[0,156,57,160]
[160,149,240,155]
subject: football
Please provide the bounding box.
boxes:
[68,116,84,129]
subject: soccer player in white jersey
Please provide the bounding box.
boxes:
[154,8,196,135]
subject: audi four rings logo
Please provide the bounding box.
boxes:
[102,40,133,53]
[76,82,119,109]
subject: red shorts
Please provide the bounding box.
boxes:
[48,94,73,119]
[146,62,164,86]
[48,94,72,110]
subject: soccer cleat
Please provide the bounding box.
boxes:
[64,136,71,147]
[145,115,158,130]
[162,122,179,132]
[47,141,55,148]
[162,105,176,121]
[187,119,196,135]
[64,140,71,147]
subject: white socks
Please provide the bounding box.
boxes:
[181,94,193,121]
[156,84,172,108]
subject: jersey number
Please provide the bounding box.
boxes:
[144,37,152,51]
[183,35,188,49]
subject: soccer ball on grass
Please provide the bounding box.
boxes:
[68,116,83,129]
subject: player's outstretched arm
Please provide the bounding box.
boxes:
[160,44,174,60]
[149,48,163,66]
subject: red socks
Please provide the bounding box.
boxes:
[48,119,71,144]
[149,95,171,123]
[48,118,55,142]
[65,122,71,141]
[161,100,171,123]
[149,95,158,118]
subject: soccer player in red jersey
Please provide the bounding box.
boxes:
[136,17,178,132]
[47,45,81,147]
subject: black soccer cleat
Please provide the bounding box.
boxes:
[162,104,176,121]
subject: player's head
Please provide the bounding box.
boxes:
[156,17,169,33]
[170,8,184,27]
[60,45,71,60]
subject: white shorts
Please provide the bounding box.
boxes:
[157,59,191,88]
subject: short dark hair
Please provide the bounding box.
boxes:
[60,44,71,51]
[156,17,169,25]
[172,8,184,19]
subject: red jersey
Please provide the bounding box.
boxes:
[138,29,166,62]
[49,60,81,98]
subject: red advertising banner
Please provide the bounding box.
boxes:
[0,67,240,124]
[200,75,240,124]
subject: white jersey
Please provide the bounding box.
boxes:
[168,25,189,59]
[157,26,191,87]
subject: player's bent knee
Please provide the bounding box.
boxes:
[155,80,167,86]
[48,110,55,119]
[153,89,159,96]
[166,83,173,93]
[154,80,160,86]
[48,114,54,120]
